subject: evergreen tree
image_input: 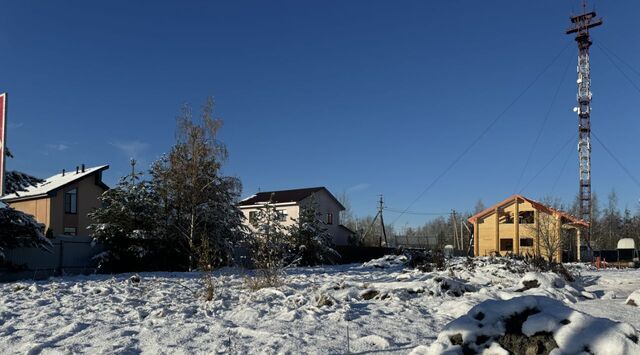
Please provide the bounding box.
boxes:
[287,201,340,266]
[150,98,246,270]
[0,205,51,259]
[245,199,288,288]
[88,171,163,269]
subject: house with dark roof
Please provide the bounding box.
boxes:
[237,187,353,246]
[467,195,588,262]
[1,165,109,237]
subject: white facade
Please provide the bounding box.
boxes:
[238,188,351,246]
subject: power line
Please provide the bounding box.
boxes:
[597,41,640,79]
[390,41,572,225]
[384,208,450,216]
[518,135,576,194]
[595,42,640,96]
[592,131,640,189]
[514,56,573,193]
[550,139,574,194]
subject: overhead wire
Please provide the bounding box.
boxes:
[389,41,572,226]
[518,135,577,194]
[384,208,450,216]
[514,56,573,193]
[550,139,575,194]
[595,42,640,96]
[592,131,640,189]
[597,42,640,79]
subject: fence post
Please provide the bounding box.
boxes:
[57,240,64,276]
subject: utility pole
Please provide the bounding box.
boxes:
[130,158,137,184]
[378,194,388,247]
[361,194,388,247]
[566,0,602,253]
[451,210,459,250]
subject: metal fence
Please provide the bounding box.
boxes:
[1,235,104,282]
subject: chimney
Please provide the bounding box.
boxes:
[76,166,79,174]
[81,164,85,173]
[62,169,65,176]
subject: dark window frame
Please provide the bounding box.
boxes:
[326,212,333,225]
[500,238,513,251]
[520,238,534,247]
[519,211,535,224]
[276,210,288,222]
[64,188,78,214]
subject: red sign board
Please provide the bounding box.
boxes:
[0,93,6,196]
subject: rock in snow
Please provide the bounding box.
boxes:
[418,295,640,355]
[626,289,640,307]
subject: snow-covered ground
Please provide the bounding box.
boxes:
[1,257,639,354]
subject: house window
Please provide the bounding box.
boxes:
[65,188,77,214]
[326,212,333,225]
[519,211,535,224]
[520,238,534,247]
[63,227,77,236]
[500,238,513,251]
[249,211,258,226]
[502,212,514,224]
[277,210,288,222]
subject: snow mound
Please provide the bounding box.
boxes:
[424,295,640,355]
[626,290,640,307]
[361,254,407,269]
[507,272,594,303]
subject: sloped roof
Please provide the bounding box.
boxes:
[467,194,589,228]
[2,165,109,202]
[238,187,345,210]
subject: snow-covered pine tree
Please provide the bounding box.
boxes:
[4,171,43,195]
[150,97,246,271]
[245,198,289,288]
[0,204,51,259]
[287,200,340,266]
[87,172,163,270]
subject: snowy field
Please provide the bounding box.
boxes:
[1,257,639,354]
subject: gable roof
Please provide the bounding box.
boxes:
[468,194,588,228]
[238,187,345,210]
[1,165,109,202]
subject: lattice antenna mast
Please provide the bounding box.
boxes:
[566,0,602,250]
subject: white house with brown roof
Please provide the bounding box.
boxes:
[1,165,109,237]
[237,187,353,246]
[467,194,588,262]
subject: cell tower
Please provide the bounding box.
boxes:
[566,0,602,249]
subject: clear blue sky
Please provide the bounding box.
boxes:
[2,1,639,228]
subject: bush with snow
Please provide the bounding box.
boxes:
[419,295,640,355]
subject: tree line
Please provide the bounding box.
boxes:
[340,193,640,253]
[86,98,338,285]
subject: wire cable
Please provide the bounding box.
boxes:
[595,42,640,96]
[550,139,575,194]
[514,56,573,193]
[597,41,640,79]
[592,131,640,189]
[384,208,450,216]
[390,41,572,226]
[518,135,576,194]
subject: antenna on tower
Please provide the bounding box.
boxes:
[566,0,602,256]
